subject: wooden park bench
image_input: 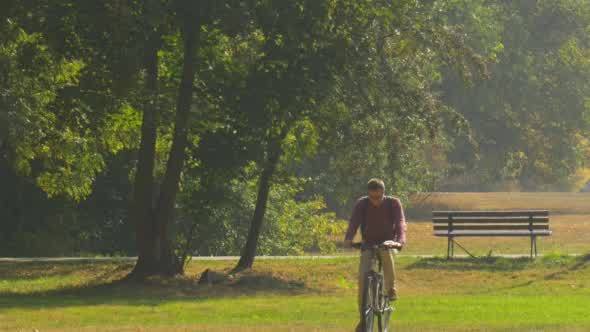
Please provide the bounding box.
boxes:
[432,210,552,259]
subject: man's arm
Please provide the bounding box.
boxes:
[392,198,407,246]
[343,198,363,246]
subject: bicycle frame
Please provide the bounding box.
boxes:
[357,243,396,332]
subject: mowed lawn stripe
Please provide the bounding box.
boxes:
[2,294,590,331]
[1,254,590,331]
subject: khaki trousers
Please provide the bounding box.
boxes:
[357,247,397,314]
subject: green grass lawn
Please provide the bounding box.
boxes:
[2,254,590,331]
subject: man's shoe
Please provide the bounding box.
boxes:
[355,322,363,332]
[387,289,398,302]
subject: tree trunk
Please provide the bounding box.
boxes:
[234,127,290,272]
[128,32,160,279]
[150,16,200,276]
[127,8,200,279]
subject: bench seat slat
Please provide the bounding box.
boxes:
[433,217,549,223]
[433,230,552,237]
[433,210,549,217]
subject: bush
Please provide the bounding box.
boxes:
[177,167,345,256]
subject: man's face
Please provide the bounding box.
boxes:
[368,188,384,204]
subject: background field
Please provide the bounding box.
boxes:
[2,192,590,331]
[340,192,590,256]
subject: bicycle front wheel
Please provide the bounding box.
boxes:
[361,272,375,331]
[374,273,386,332]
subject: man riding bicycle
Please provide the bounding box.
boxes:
[343,178,407,332]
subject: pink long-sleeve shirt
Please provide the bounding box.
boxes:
[344,195,407,246]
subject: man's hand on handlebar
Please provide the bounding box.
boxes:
[382,240,403,250]
[348,240,403,251]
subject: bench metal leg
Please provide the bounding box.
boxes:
[447,236,451,259]
[530,236,538,259]
[447,237,455,259]
[447,237,454,259]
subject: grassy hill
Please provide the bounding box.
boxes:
[2,192,590,331]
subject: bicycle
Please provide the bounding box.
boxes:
[352,241,401,332]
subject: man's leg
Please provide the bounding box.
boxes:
[357,249,372,314]
[379,248,397,300]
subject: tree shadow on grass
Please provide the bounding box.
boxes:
[472,253,590,294]
[232,273,305,290]
[543,252,590,280]
[567,252,590,269]
[404,253,584,272]
[0,263,315,310]
[0,260,126,281]
[405,256,538,272]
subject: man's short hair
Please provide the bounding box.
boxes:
[367,178,385,191]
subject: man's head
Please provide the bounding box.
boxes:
[367,178,385,203]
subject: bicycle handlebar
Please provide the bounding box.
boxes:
[351,242,402,250]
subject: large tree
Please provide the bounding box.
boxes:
[231,0,489,271]
[226,0,375,271]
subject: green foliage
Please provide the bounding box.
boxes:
[101,104,142,154]
[440,0,590,190]
[3,0,590,258]
[176,162,345,256]
[0,151,135,257]
[0,24,107,201]
[280,118,319,166]
[259,186,345,256]
[289,0,491,214]
[0,4,150,201]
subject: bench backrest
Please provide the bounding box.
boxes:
[432,210,550,232]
